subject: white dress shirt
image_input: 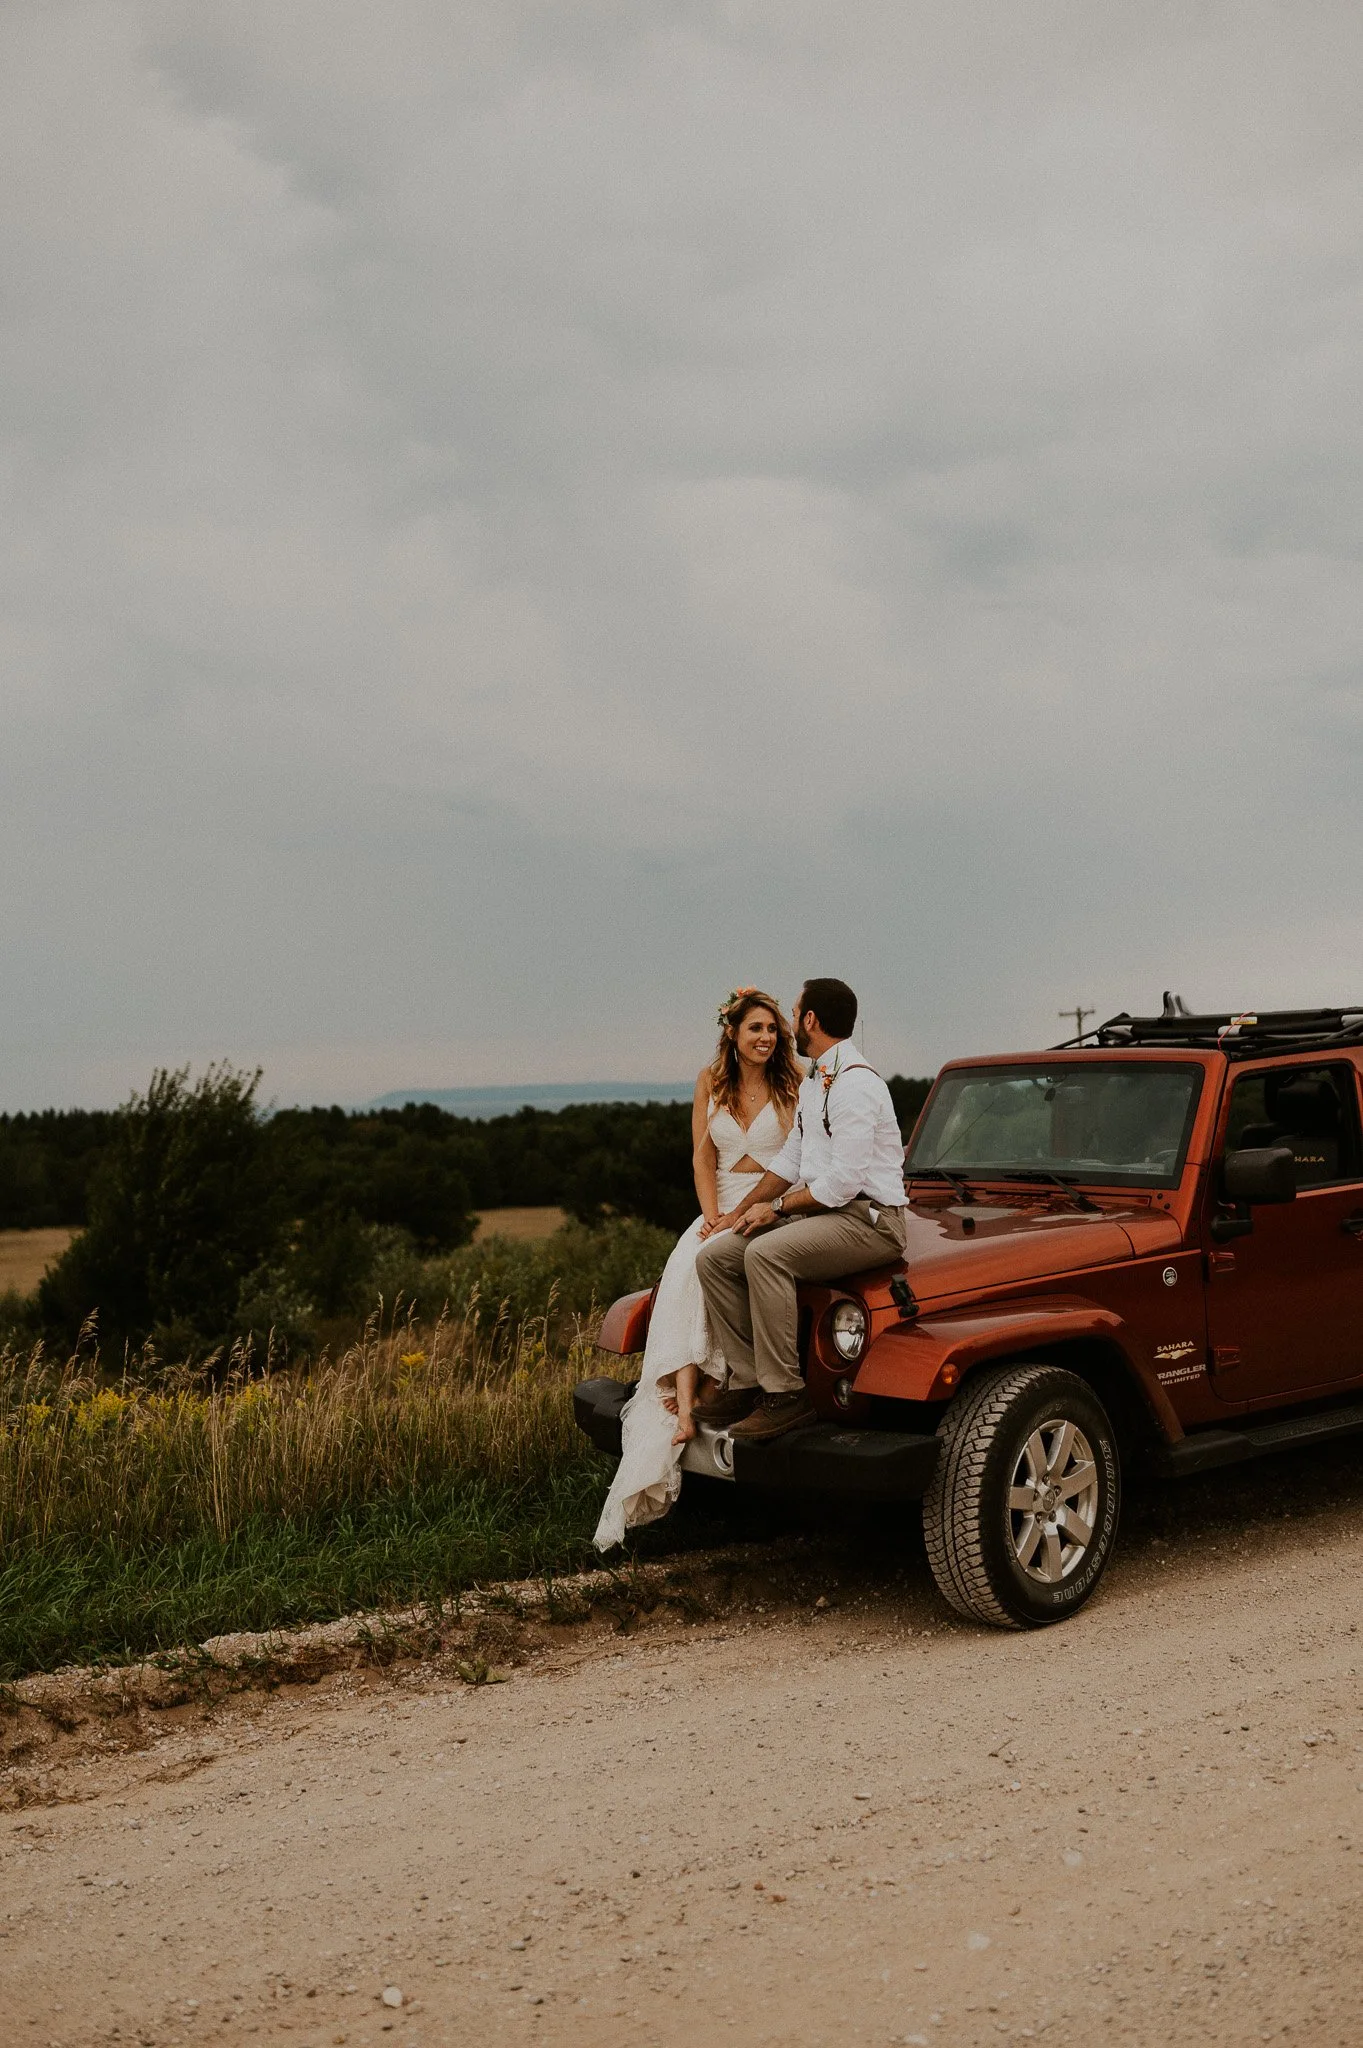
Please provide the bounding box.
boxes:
[767,1040,907,1210]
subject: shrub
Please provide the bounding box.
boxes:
[0,1285,38,1344]
[420,1217,674,1346]
[229,1262,319,1360]
[283,1210,426,1321]
[38,1066,288,1357]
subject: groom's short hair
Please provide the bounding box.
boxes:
[799,978,857,1039]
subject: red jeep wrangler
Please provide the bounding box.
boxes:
[574,1006,1363,1628]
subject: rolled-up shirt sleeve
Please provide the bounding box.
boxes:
[768,1120,804,1188]
[806,1079,879,1209]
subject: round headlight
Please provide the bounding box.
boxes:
[829,1299,868,1361]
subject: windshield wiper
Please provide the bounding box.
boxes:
[905,1165,979,1204]
[997,1170,1101,1212]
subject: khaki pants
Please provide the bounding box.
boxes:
[695,1201,906,1395]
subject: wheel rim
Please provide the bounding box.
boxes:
[1007,1417,1100,1584]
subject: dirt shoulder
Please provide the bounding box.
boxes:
[3,1455,1363,2048]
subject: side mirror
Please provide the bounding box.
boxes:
[1223,1145,1297,1206]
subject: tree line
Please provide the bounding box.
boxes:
[1,1067,933,1356]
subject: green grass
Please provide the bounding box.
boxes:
[0,1467,610,1680]
[0,1214,795,1678]
[0,1226,676,1677]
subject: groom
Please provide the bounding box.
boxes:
[694,977,907,1442]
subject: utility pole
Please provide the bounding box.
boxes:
[1060,1004,1095,1041]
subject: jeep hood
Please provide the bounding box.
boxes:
[902,1199,1179,1302]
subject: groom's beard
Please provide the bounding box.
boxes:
[795,1023,810,1058]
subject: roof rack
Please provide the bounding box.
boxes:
[1054,1007,1363,1062]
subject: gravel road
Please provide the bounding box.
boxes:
[4,1449,1363,2048]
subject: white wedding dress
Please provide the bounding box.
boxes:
[592,1099,789,1549]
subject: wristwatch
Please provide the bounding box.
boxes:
[771,1194,784,1216]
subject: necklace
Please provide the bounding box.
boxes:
[733,1070,770,1124]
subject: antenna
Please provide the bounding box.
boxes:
[1060,1004,1095,1040]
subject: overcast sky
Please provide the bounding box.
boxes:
[3,1,1360,1110]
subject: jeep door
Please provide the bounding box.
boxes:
[1204,1059,1363,1404]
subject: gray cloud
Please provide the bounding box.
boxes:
[2,0,1361,1105]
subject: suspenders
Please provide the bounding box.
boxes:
[796,1060,879,1138]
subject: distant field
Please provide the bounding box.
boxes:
[0,1215,564,1298]
[0,1227,76,1298]
[472,1206,567,1242]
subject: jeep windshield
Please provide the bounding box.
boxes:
[906,1061,1203,1191]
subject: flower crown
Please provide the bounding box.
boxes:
[717,985,759,1030]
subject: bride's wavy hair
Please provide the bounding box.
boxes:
[707,989,802,1119]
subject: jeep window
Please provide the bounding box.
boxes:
[907,1063,1203,1190]
[1223,1064,1363,1189]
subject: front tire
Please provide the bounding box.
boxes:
[922,1364,1120,1628]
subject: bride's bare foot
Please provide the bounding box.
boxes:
[671,1408,697,1446]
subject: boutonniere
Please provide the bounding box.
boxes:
[814,1049,843,1134]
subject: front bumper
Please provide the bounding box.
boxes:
[572,1377,940,1504]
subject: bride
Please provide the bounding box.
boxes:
[593,987,802,1549]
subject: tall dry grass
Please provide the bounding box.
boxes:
[0,1298,607,1556]
[0,1226,701,1676]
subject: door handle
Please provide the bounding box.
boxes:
[1343,1212,1363,1240]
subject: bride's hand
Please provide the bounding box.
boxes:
[697,1210,723,1239]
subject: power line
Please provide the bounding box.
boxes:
[1059,1004,1095,1040]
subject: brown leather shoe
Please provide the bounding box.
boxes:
[727,1390,817,1441]
[692,1384,758,1426]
